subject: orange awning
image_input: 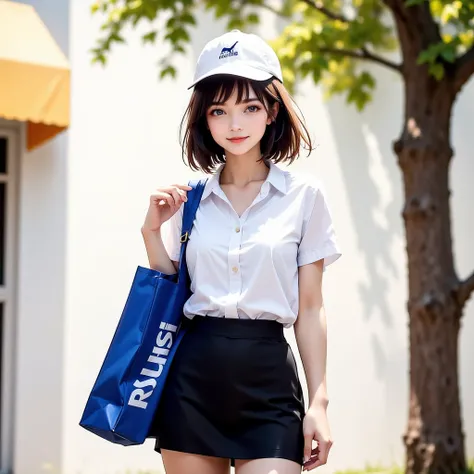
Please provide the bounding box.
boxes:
[0,0,70,150]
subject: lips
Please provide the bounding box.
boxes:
[227,137,249,143]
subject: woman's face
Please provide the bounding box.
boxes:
[206,85,277,157]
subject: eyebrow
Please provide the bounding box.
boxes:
[209,97,261,106]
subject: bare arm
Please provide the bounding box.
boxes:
[294,259,328,408]
[141,227,178,274]
[294,259,333,470]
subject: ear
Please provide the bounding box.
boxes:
[267,102,280,125]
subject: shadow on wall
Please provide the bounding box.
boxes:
[451,79,474,455]
[325,67,403,326]
[322,65,406,390]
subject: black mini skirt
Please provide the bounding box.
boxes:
[149,315,305,466]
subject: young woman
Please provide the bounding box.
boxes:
[143,30,341,474]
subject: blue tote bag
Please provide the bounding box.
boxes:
[79,179,206,446]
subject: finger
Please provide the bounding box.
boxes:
[303,435,313,464]
[172,184,193,191]
[156,185,189,197]
[305,456,326,471]
[162,195,175,208]
[159,194,176,209]
[169,189,182,206]
[151,192,173,207]
[157,188,180,206]
[305,441,332,471]
[160,187,188,204]
[176,188,188,202]
[317,439,332,465]
[303,447,319,471]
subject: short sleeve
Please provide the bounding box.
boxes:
[162,205,183,263]
[297,185,342,268]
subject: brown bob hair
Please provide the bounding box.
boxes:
[180,75,313,173]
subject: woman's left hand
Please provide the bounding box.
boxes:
[302,405,333,471]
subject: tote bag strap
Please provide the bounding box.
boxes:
[177,178,207,281]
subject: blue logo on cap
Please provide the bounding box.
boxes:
[219,41,239,59]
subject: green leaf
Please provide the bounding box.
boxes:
[91,52,107,66]
[429,62,445,80]
[439,46,456,62]
[311,68,322,83]
[174,44,186,54]
[166,17,176,29]
[165,27,190,44]
[246,13,260,24]
[142,31,157,44]
[110,33,125,43]
[227,18,245,30]
[181,12,196,25]
[91,2,101,14]
[315,56,329,69]
[160,65,177,79]
[417,46,438,64]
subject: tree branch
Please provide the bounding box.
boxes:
[458,271,474,307]
[300,0,350,23]
[300,1,401,74]
[319,46,402,73]
[382,0,441,67]
[454,45,474,93]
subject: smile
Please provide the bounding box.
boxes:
[227,137,249,143]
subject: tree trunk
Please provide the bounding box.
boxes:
[394,75,467,474]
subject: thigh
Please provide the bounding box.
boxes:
[235,458,301,474]
[161,449,230,474]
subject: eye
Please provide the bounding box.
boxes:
[247,105,261,113]
[209,108,224,116]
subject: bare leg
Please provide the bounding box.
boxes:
[161,449,231,474]
[235,458,302,474]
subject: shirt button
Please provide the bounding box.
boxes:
[232,266,239,273]
[235,226,241,233]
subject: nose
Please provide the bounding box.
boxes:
[229,113,243,132]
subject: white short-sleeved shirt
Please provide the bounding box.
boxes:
[163,161,341,327]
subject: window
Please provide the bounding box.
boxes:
[0,140,5,285]
[0,128,18,471]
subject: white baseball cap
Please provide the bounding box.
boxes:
[188,30,283,89]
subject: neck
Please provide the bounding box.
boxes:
[220,147,269,187]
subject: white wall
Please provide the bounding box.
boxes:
[14,0,474,473]
[13,2,70,474]
[453,81,474,461]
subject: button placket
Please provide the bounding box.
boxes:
[218,184,271,319]
[225,215,245,319]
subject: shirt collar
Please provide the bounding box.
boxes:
[201,160,287,201]
[265,160,287,194]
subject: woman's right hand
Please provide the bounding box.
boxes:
[142,184,193,232]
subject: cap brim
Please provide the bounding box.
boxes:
[188,63,272,89]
